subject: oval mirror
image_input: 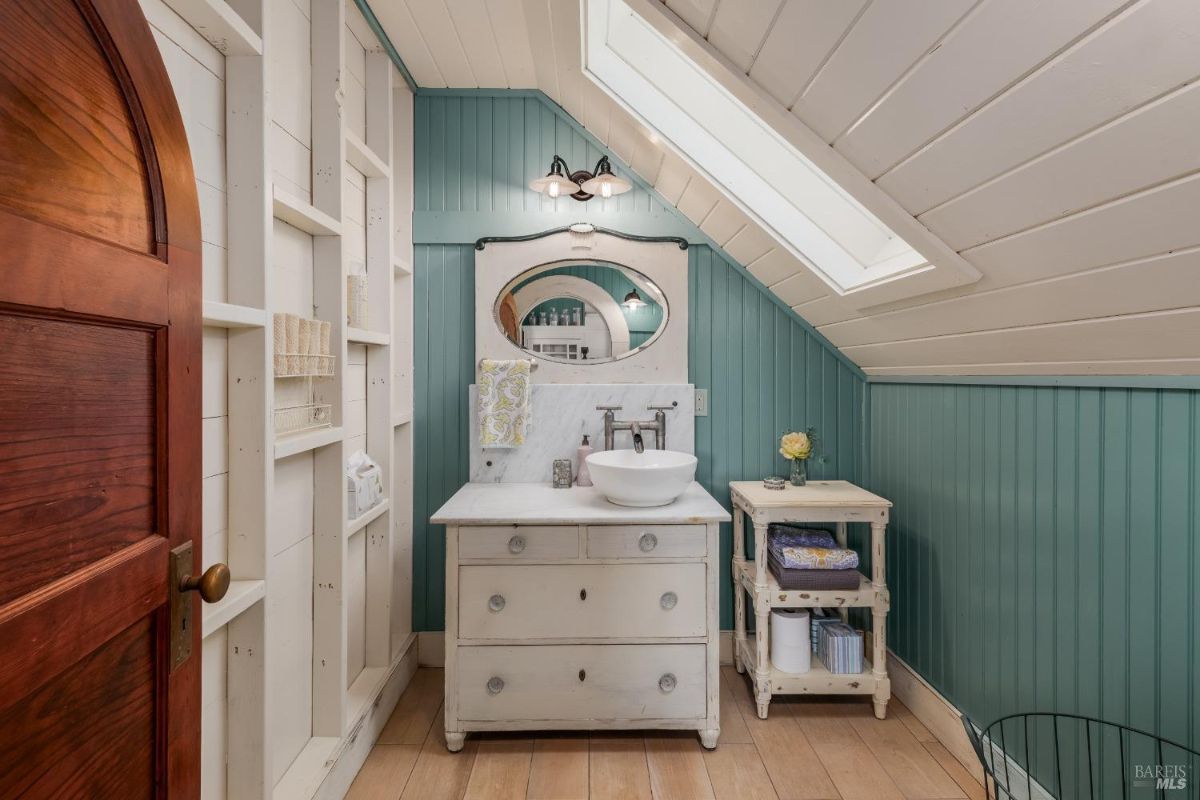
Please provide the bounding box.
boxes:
[494,262,668,364]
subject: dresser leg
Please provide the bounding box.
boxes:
[699,728,720,750]
[445,731,465,753]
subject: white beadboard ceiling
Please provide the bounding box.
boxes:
[372,0,1200,376]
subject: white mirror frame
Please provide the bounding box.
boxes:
[476,231,688,384]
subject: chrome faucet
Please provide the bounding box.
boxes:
[596,405,674,452]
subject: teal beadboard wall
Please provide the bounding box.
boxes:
[869,382,1200,757]
[411,91,866,631]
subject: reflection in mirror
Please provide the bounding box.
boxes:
[495,262,668,364]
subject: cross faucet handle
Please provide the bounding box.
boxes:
[595,405,623,411]
[647,404,677,411]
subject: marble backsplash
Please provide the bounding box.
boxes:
[469,384,695,483]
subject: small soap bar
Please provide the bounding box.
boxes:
[552,459,572,488]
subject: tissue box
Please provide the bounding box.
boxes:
[810,609,842,653]
[817,622,864,674]
[346,449,384,520]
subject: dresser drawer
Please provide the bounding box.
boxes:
[586,524,706,559]
[456,644,707,721]
[458,563,706,640]
[458,525,578,560]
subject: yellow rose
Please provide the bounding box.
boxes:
[779,431,811,460]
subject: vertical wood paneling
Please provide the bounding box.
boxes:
[870,383,1200,772]
[411,93,866,631]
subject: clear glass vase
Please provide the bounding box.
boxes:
[790,458,807,486]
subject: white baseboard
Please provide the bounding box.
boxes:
[418,630,444,666]
[886,651,983,781]
[274,634,418,800]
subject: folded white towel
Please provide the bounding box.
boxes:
[478,358,532,448]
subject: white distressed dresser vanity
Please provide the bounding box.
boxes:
[431,482,729,750]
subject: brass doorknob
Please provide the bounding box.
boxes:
[180,563,230,603]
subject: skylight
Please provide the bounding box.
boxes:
[581,0,979,306]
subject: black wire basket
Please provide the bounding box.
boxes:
[962,713,1199,799]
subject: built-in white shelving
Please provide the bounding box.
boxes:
[203,579,266,638]
[346,327,389,346]
[204,300,268,328]
[272,185,342,236]
[161,0,262,56]
[176,0,416,794]
[273,425,344,459]
[346,130,390,179]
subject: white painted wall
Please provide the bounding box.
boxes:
[142,0,415,797]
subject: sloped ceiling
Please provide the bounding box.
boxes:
[372,0,1200,375]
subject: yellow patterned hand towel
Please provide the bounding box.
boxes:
[478,358,532,448]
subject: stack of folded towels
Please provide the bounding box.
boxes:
[766,523,862,591]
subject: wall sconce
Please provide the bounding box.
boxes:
[622,288,646,309]
[530,155,632,201]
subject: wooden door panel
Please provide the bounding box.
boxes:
[0,618,157,798]
[0,311,157,606]
[0,0,203,794]
[0,0,155,255]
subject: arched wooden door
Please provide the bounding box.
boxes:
[0,0,212,796]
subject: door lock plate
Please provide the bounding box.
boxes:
[169,541,194,670]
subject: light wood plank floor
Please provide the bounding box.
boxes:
[346,667,986,800]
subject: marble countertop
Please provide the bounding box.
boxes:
[431,481,731,525]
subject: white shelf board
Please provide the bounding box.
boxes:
[735,561,881,609]
[345,665,390,726]
[272,185,342,236]
[346,327,390,346]
[271,736,341,800]
[202,579,266,638]
[394,257,413,276]
[345,131,390,178]
[346,498,389,536]
[203,300,267,328]
[161,0,262,56]
[274,426,344,459]
[392,409,413,427]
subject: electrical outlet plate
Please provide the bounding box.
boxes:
[695,389,708,416]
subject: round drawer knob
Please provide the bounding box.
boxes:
[638,532,658,552]
[659,673,677,693]
[660,591,678,610]
[487,676,505,695]
[488,594,506,612]
[508,535,526,554]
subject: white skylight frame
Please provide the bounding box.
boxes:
[582,0,980,307]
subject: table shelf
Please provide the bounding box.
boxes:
[734,638,883,696]
[730,479,892,721]
[735,560,887,611]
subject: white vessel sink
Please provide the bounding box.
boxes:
[586,449,698,507]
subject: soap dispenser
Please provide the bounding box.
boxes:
[575,434,594,487]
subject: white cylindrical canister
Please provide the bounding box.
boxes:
[771,608,811,673]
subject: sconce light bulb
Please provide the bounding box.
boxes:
[547,181,560,198]
[600,181,613,199]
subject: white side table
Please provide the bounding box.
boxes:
[730,480,892,719]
